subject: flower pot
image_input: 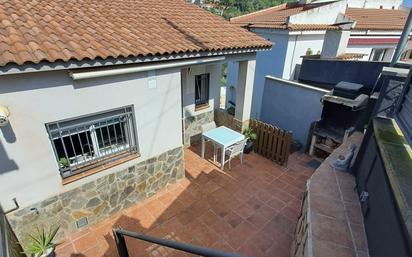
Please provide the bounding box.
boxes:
[39,247,55,257]
[243,140,254,154]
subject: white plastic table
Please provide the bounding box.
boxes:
[201,126,245,171]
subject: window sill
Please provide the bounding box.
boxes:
[195,103,210,112]
[62,152,140,185]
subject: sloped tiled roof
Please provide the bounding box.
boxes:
[0,0,271,67]
[230,2,339,31]
[345,8,408,30]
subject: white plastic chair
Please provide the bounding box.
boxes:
[224,138,248,169]
[201,122,218,161]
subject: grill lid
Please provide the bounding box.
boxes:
[333,81,364,99]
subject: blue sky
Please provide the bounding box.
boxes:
[403,0,412,7]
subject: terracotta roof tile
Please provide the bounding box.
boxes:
[345,8,408,30]
[0,0,271,67]
[231,3,409,32]
[230,2,339,31]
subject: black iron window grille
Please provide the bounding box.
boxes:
[46,106,139,178]
[195,73,210,107]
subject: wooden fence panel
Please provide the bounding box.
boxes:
[250,119,293,166]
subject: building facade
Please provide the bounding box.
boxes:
[228,0,409,119]
[0,0,270,244]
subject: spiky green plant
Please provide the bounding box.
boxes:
[24,226,59,257]
[243,128,257,141]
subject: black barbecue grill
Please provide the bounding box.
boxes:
[309,82,369,158]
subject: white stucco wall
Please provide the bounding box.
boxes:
[260,76,328,146]
[290,1,346,24]
[181,63,221,118]
[283,32,325,80]
[347,0,402,9]
[347,44,396,61]
[250,31,290,118]
[0,68,183,209]
[226,30,324,118]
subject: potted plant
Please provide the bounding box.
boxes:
[25,226,60,257]
[58,157,69,169]
[243,127,257,154]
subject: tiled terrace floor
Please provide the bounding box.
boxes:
[56,144,316,257]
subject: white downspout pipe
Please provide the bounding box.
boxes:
[69,56,226,80]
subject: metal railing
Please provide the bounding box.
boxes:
[113,228,251,257]
[45,106,139,178]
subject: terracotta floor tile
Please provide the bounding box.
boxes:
[311,213,353,249]
[225,211,244,229]
[283,184,304,199]
[266,197,286,210]
[271,178,289,190]
[56,242,76,257]
[248,231,275,254]
[311,193,346,220]
[247,211,270,229]
[175,209,197,226]
[235,203,256,219]
[73,232,98,253]
[312,240,356,257]
[211,239,235,252]
[226,220,257,249]
[271,188,295,203]
[278,174,296,185]
[198,210,221,226]
[69,228,91,241]
[255,204,278,221]
[279,205,300,221]
[210,202,231,218]
[246,196,265,211]
[350,223,369,252]
[83,246,104,257]
[265,240,293,257]
[238,240,265,257]
[255,190,272,203]
[344,202,363,225]
[59,148,315,257]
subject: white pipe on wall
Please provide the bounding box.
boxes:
[69,56,226,80]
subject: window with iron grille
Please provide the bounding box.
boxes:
[195,73,210,107]
[46,106,139,178]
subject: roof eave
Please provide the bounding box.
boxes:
[0,47,271,76]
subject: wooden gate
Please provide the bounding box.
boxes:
[249,119,293,166]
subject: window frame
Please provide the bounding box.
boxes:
[370,48,386,62]
[45,105,139,179]
[194,73,210,108]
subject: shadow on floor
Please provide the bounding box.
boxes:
[57,144,316,257]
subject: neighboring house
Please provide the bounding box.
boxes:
[0,0,270,242]
[227,0,409,118]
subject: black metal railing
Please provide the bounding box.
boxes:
[113,228,251,257]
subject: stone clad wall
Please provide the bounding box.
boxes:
[183,110,214,146]
[290,192,309,257]
[6,147,184,246]
[214,108,246,132]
